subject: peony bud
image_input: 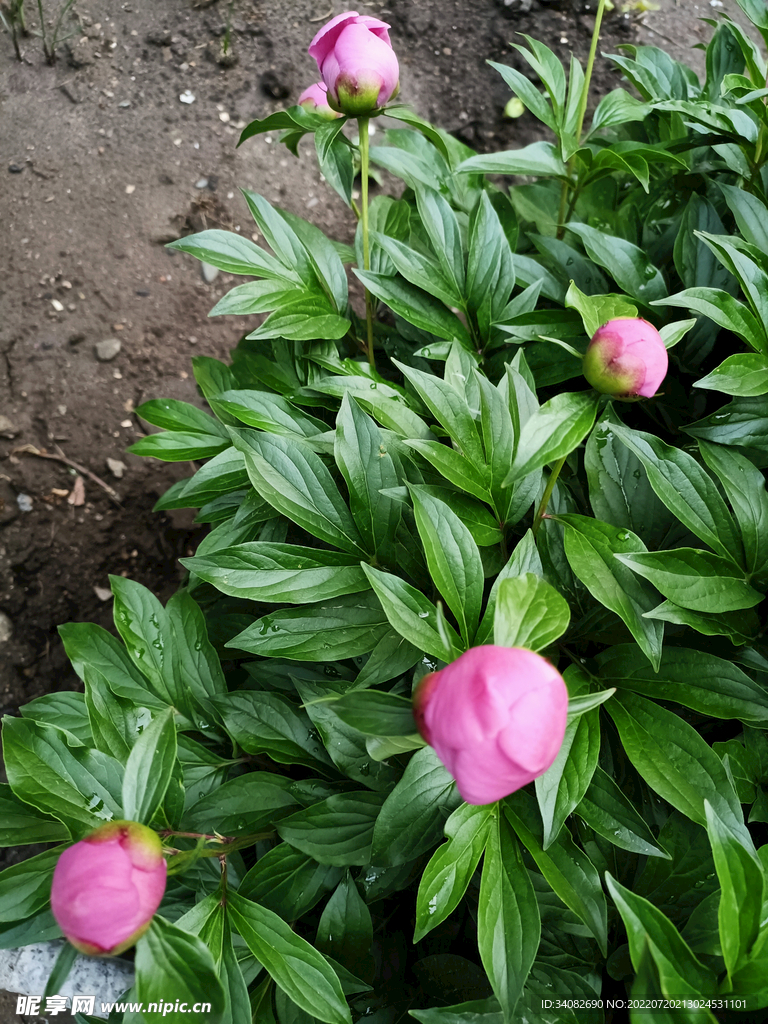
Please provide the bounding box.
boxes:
[298,82,341,119]
[583,317,668,401]
[413,646,568,805]
[309,11,399,116]
[51,820,166,956]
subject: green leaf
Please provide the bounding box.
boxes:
[643,599,759,645]
[504,792,608,956]
[694,353,768,397]
[182,544,369,604]
[20,692,93,748]
[686,395,768,449]
[589,88,653,131]
[493,574,570,652]
[576,767,670,859]
[567,223,667,302]
[109,576,188,713]
[394,360,484,465]
[414,803,493,943]
[316,872,374,982]
[361,564,462,662]
[355,270,472,347]
[414,183,466,298]
[554,514,663,670]
[121,707,176,825]
[606,692,743,830]
[335,395,402,556]
[616,548,762,613]
[608,423,743,564]
[505,392,600,485]
[128,430,231,463]
[227,592,390,662]
[0,846,63,923]
[230,430,365,556]
[604,874,716,999]
[228,892,350,1024]
[489,60,557,131]
[585,414,673,547]
[598,645,768,724]
[382,109,452,164]
[181,771,298,837]
[696,231,768,330]
[704,800,764,976]
[719,182,768,252]
[276,791,386,867]
[2,716,122,836]
[698,440,768,578]
[309,376,433,441]
[410,486,484,643]
[535,708,600,850]
[564,282,638,338]
[477,811,540,1019]
[135,917,226,1024]
[458,141,568,178]
[653,288,768,356]
[212,389,327,438]
[371,746,462,866]
[329,690,416,737]
[239,844,342,922]
[212,691,335,770]
[0,784,70,847]
[167,228,299,283]
[403,438,493,504]
[135,399,230,438]
[296,681,400,793]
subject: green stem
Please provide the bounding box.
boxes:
[556,0,607,238]
[575,0,607,146]
[358,116,376,369]
[532,456,567,537]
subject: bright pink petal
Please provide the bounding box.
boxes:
[308,11,360,66]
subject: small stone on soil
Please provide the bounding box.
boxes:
[0,611,12,644]
[180,90,196,104]
[106,458,127,479]
[0,415,19,438]
[17,494,33,513]
[8,163,24,174]
[93,585,113,602]
[201,262,219,283]
[95,338,122,361]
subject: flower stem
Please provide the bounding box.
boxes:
[557,0,607,238]
[358,116,376,369]
[575,0,607,145]
[532,456,567,537]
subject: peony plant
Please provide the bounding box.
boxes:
[2,2,768,1022]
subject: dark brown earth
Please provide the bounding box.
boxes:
[0,0,754,715]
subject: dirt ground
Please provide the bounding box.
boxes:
[0,0,754,714]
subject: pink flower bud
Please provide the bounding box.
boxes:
[309,11,399,115]
[413,646,568,805]
[51,821,166,956]
[298,82,341,119]
[583,317,668,401]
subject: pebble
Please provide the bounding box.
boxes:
[106,458,127,479]
[0,611,12,644]
[95,338,122,361]
[8,163,24,174]
[179,90,195,104]
[17,494,33,513]
[201,262,219,283]
[195,178,209,189]
[94,585,113,602]
[0,414,19,437]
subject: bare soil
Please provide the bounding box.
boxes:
[0,0,748,715]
